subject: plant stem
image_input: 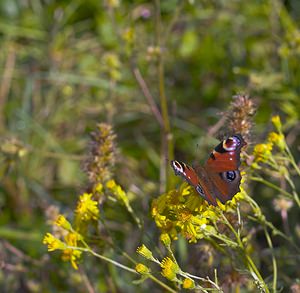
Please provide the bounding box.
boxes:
[133,67,164,127]
[284,174,300,207]
[72,242,177,293]
[284,143,300,177]
[245,194,300,253]
[183,272,223,292]
[69,246,137,274]
[245,254,270,293]
[221,212,269,293]
[148,275,177,293]
[250,176,294,199]
[264,228,277,292]
[154,0,174,192]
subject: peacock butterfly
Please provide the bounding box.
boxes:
[171,134,246,206]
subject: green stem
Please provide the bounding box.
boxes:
[250,176,294,199]
[284,143,300,177]
[208,231,239,248]
[69,246,137,274]
[221,212,269,293]
[263,228,277,292]
[183,272,223,292]
[148,275,177,293]
[245,254,270,293]
[284,174,300,207]
[123,201,143,229]
[245,194,300,253]
[155,0,174,191]
[220,212,239,241]
[165,240,221,291]
[75,241,176,293]
[236,204,242,239]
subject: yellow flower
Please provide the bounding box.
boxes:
[271,115,282,132]
[43,233,66,251]
[64,231,82,246]
[115,186,128,205]
[55,215,72,231]
[268,132,285,151]
[177,208,192,222]
[106,180,129,206]
[94,182,103,193]
[136,244,155,260]
[201,209,218,220]
[183,278,195,289]
[160,233,171,247]
[62,248,82,270]
[152,182,219,242]
[180,182,194,196]
[43,232,83,270]
[135,263,151,274]
[182,222,198,242]
[253,143,273,163]
[62,232,83,270]
[106,179,116,189]
[75,193,99,221]
[161,257,179,280]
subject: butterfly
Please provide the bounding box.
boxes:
[171,134,246,206]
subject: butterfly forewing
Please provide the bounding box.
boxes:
[205,134,246,173]
[171,160,218,205]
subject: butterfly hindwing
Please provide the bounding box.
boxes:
[205,170,242,203]
[204,134,246,203]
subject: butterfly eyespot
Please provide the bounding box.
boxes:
[196,185,205,197]
[232,135,241,145]
[223,136,240,151]
[171,160,185,175]
[221,170,236,182]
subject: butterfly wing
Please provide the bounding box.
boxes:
[171,160,218,206]
[204,134,246,204]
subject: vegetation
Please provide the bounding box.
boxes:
[0,0,300,292]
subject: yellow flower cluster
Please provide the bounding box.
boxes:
[252,115,286,166]
[160,257,179,281]
[55,215,72,231]
[43,233,67,251]
[151,182,244,243]
[43,123,120,271]
[253,143,273,163]
[43,216,83,270]
[75,193,100,222]
[106,179,129,206]
[268,132,285,151]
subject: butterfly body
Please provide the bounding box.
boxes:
[171,135,246,206]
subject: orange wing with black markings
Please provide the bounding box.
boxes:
[171,135,246,206]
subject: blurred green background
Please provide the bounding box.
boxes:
[0,0,299,292]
